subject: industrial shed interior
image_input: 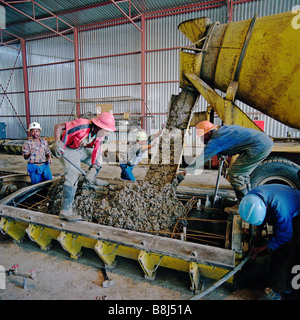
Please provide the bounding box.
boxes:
[0,0,300,302]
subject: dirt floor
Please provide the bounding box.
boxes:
[1,152,298,301]
[0,233,263,301]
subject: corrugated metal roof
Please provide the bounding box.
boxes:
[1,0,218,42]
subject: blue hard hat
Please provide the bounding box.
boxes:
[238,194,267,225]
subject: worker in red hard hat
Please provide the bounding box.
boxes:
[52,112,116,221]
[179,121,273,213]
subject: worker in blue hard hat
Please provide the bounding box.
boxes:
[239,184,300,300]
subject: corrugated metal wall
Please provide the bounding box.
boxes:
[145,5,227,140]
[0,44,27,138]
[0,0,299,139]
[26,35,76,137]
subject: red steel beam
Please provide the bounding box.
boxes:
[110,0,142,32]
[140,14,146,129]
[73,27,81,117]
[144,0,225,19]
[0,0,75,43]
[0,28,23,50]
[20,38,30,134]
[227,0,233,22]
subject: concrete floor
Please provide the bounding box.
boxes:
[0,153,282,301]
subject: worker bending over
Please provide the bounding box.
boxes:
[119,124,165,181]
[52,112,116,221]
[239,184,300,300]
[22,122,52,184]
[181,121,273,213]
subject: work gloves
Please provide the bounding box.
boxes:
[172,171,186,187]
[51,140,64,158]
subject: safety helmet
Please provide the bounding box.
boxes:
[91,112,116,132]
[195,121,218,137]
[238,194,267,225]
[27,122,42,131]
[136,130,148,141]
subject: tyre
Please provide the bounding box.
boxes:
[250,157,300,190]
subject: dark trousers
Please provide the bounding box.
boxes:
[269,214,300,292]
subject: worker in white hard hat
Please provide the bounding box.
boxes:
[179,121,273,213]
[119,124,165,181]
[22,122,52,184]
[239,184,300,300]
[52,112,116,221]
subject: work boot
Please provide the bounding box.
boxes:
[224,186,248,214]
[59,185,82,222]
[261,288,281,300]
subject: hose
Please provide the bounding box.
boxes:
[188,255,250,300]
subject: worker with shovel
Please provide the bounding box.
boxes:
[180,121,273,213]
[51,112,116,221]
[119,124,165,181]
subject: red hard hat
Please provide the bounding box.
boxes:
[91,112,116,132]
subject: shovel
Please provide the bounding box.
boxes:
[205,155,227,209]
[59,148,87,176]
[59,148,108,189]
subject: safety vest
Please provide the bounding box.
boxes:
[61,118,104,168]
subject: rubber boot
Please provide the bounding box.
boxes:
[59,185,82,221]
[224,187,248,214]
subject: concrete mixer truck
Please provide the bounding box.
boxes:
[178,11,300,190]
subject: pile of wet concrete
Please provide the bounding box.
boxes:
[47,88,199,236]
[47,178,185,236]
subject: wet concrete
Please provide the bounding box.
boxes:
[145,88,199,186]
[47,178,185,236]
[47,88,199,235]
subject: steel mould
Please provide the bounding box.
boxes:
[0,180,239,292]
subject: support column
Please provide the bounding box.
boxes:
[227,0,233,22]
[21,39,30,133]
[73,27,81,117]
[140,14,146,129]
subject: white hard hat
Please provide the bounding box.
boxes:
[136,130,148,141]
[28,122,42,131]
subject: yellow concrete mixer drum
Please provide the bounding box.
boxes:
[178,11,300,129]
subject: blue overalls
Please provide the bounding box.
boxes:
[27,162,52,184]
[186,125,273,199]
[247,184,300,293]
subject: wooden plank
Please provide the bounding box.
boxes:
[0,204,235,269]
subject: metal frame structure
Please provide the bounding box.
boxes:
[0,0,269,135]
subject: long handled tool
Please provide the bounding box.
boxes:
[59,148,108,190]
[59,148,86,176]
[212,155,227,207]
